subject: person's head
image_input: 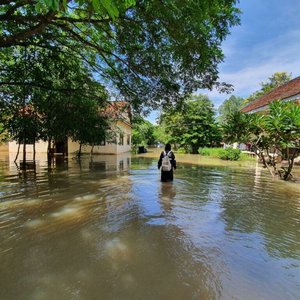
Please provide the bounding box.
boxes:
[165,143,171,152]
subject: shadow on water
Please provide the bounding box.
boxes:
[0,154,300,299]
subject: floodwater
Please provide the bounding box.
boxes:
[0,153,300,300]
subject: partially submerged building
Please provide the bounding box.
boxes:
[5,101,132,156]
[241,76,300,113]
[240,76,300,162]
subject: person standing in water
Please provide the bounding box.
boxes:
[158,143,176,182]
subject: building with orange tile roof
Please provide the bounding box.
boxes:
[241,76,300,113]
[6,101,132,156]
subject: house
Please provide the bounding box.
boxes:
[6,101,132,156]
[241,76,300,113]
[68,101,132,155]
[240,76,300,163]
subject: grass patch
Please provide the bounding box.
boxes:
[198,147,257,161]
[240,153,257,161]
[198,147,224,158]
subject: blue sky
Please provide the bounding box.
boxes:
[147,0,300,123]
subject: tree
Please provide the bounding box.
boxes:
[222,101,300,181]
[261,72,292,93]
[0,121,7,143]
[0,46,41,163]
[244,72,292,105]
[153,123,172,146]
[0,0,134,48]
[71,99,111,157]
[132,116,155,146]
[264,101,300,180]
[218,95,244,124]
[0,45,109,162]
[160,95,221,154]
[0,0,240,111]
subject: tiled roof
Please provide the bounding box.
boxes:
[104,101,132,125]
[241,76,300,113]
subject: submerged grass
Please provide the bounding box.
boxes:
[198,147,222,158]
[198,147,256,162]
[138,148,257,169]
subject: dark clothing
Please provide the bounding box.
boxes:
[158,151,176,182]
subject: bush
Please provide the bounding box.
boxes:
[218,148,241,161]
[176,147,187,154]
[198,147,223,157]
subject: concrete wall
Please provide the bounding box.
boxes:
[68,121,131,155]
[68,140,118,154]
[0,143,8,152]
[8,140,48,153]
[6,120,131,155]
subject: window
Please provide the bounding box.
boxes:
[127,134,131,145]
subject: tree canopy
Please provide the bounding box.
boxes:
[0,45,111,160]
[222,100,300,180]
[131,116,155,147]
[218,95,244,124]
[160,94,221,153]
[0,0,240,111]
[244,72,292,105]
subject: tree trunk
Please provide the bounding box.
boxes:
[33,139,36,162]
[259,148,275,178]
[191,144,198,154]
[283,150,298,180]
[90,144,94,157]
[22,137,26,169]
[78,143,82,158]
[47,139,52,165]
[14,140,21,162]
[266,149,278,176]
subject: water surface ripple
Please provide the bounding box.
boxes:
[0,155,300,300]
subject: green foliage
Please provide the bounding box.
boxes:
[132,116,155,146]
[0,121,9,143]
[176,147,187,154]
[265,100,300,149]
[218,148,241,161]
[0,46,109,153]
[218,95,244,124]
[198,147,249,161]
[35,0,135,18]
[261,72,292,94]
[222,111,251,145]
[160,95,222,153]
[0,1,240,111]
[198,147,223,157]
[223,100,300,180]
[244,72,292,105]
[153,123,171,146]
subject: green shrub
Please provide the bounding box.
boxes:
[176,147,187,154]
[218,148,241,161]
[198,148,211,156]
[198,147,223,157]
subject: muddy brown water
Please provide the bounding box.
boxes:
[0,153,300,300]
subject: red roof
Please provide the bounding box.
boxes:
[241,76,300,113]
[103,101,132,124]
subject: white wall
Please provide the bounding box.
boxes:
[0,143,8,152]
[68,140,118,154]
[69,120,131,154]
[8,140,48,153]
[7,119,131,155]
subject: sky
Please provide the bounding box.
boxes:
[147,0,300,123]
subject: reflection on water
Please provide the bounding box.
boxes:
[0,154,300,299]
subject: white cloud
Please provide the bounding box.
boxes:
[205,29,300,107]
